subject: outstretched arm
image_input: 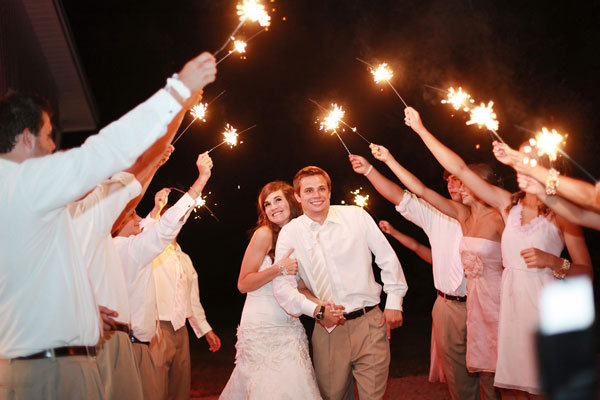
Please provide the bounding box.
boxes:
[379,220,432,264]
[493,141,600,213]
[517,174,600,230]
[405,107,512,214]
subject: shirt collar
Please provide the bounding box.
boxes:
[300,206,342,231]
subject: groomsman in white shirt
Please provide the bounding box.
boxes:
[349,153,480,400]
[0,52,216,399]
[114,153,214,400]
[273,166,408,400]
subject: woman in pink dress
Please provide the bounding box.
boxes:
[404,106,592,398]
[352,141,504,399]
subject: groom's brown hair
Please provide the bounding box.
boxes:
[293,166,331,194]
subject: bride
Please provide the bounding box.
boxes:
[220,181,323,399]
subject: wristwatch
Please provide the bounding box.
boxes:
[315,305,325,321]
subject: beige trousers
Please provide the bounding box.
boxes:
[96,330,143,400]
[149,321,191,400]
[312,306,390,400]
[432,295,481,400]
[0,355,104,400]
[132,341,163,400]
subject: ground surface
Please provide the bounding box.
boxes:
[188,315,451,399]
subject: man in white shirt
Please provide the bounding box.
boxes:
[0,52,216,399]
[349,154,480,400]
[273,166,408,400]
[151,236,221,400]
[114,153,213,400]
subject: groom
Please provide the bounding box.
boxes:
[273,166,408,400]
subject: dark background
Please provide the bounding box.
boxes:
[59,0,600,331]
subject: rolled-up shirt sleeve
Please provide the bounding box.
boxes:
[395,190,434,236]
[273,224,319,317]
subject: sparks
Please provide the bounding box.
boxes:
[371,63,393,84]
[319,104,345,134]
[442,87,474,111]
[190,103,207,122]
[531,127,566,162]
[466,101,499,131]
[351,188,369,208]
[223,124,239,147]
[195,195,207,208]
[236,0,271,27]
[232,39,247,53]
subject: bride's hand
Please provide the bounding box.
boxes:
[276,248,298,275]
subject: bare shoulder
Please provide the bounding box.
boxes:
[252,225,274,243]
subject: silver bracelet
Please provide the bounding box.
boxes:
[364,165,373,176]
[277,263,288,276]
[553,258,571,279]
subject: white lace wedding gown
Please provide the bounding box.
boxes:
[220,256,322,399]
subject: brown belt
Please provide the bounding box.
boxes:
[437,290,467,302]
[343,305,377,321]
[15,346,97,360]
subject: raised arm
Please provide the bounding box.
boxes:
[493,141,600,213]
[237,226,297,294]
[517,174,600,230]
[405,107,512,213]
[348,154,405,204]
[21,52,216,214]
[379,220,432,264]
[373,144,468,221]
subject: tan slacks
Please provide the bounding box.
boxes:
[149,321,191,400]
[132,341,163,400]
[312,306,390,400]
[432,295,481,400]
[96,330,144,400]
[0,354,104,400]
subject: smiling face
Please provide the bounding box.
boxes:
[294,174,331,220]
[263,189,291,227]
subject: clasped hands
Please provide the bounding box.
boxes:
[316,302,346,328]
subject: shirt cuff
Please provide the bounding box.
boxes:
[190,318,212,338]
[161,192,196,227]
[384,293,404,312]
[154,89,184,125]
[301,299,320,318]
[109,171,141,198]
[394,190,412,214]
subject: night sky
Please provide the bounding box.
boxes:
[60,0,600,328]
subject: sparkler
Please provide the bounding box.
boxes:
[514,125,596,182]
[215,27,266,65]
[442,87,475,111]
[356,58,409,107]
[466,101,505,143]
[214,0,271,57]
[310,101,353,155]
[172,90,226,145]
[168,188,220,222]
[207,123,256,153]
[308,99,371,144]
[351,188,370,208]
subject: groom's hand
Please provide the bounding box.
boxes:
[379,309,403,339]
[319,303,345,328]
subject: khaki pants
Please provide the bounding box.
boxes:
[149,321,191,400]
[132,341,163,400]
[0,355,104,400]
[432,296,481,400]
[96,330,143,400]
[312,306,390,400]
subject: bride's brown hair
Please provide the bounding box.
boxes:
[255,181,302,261]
